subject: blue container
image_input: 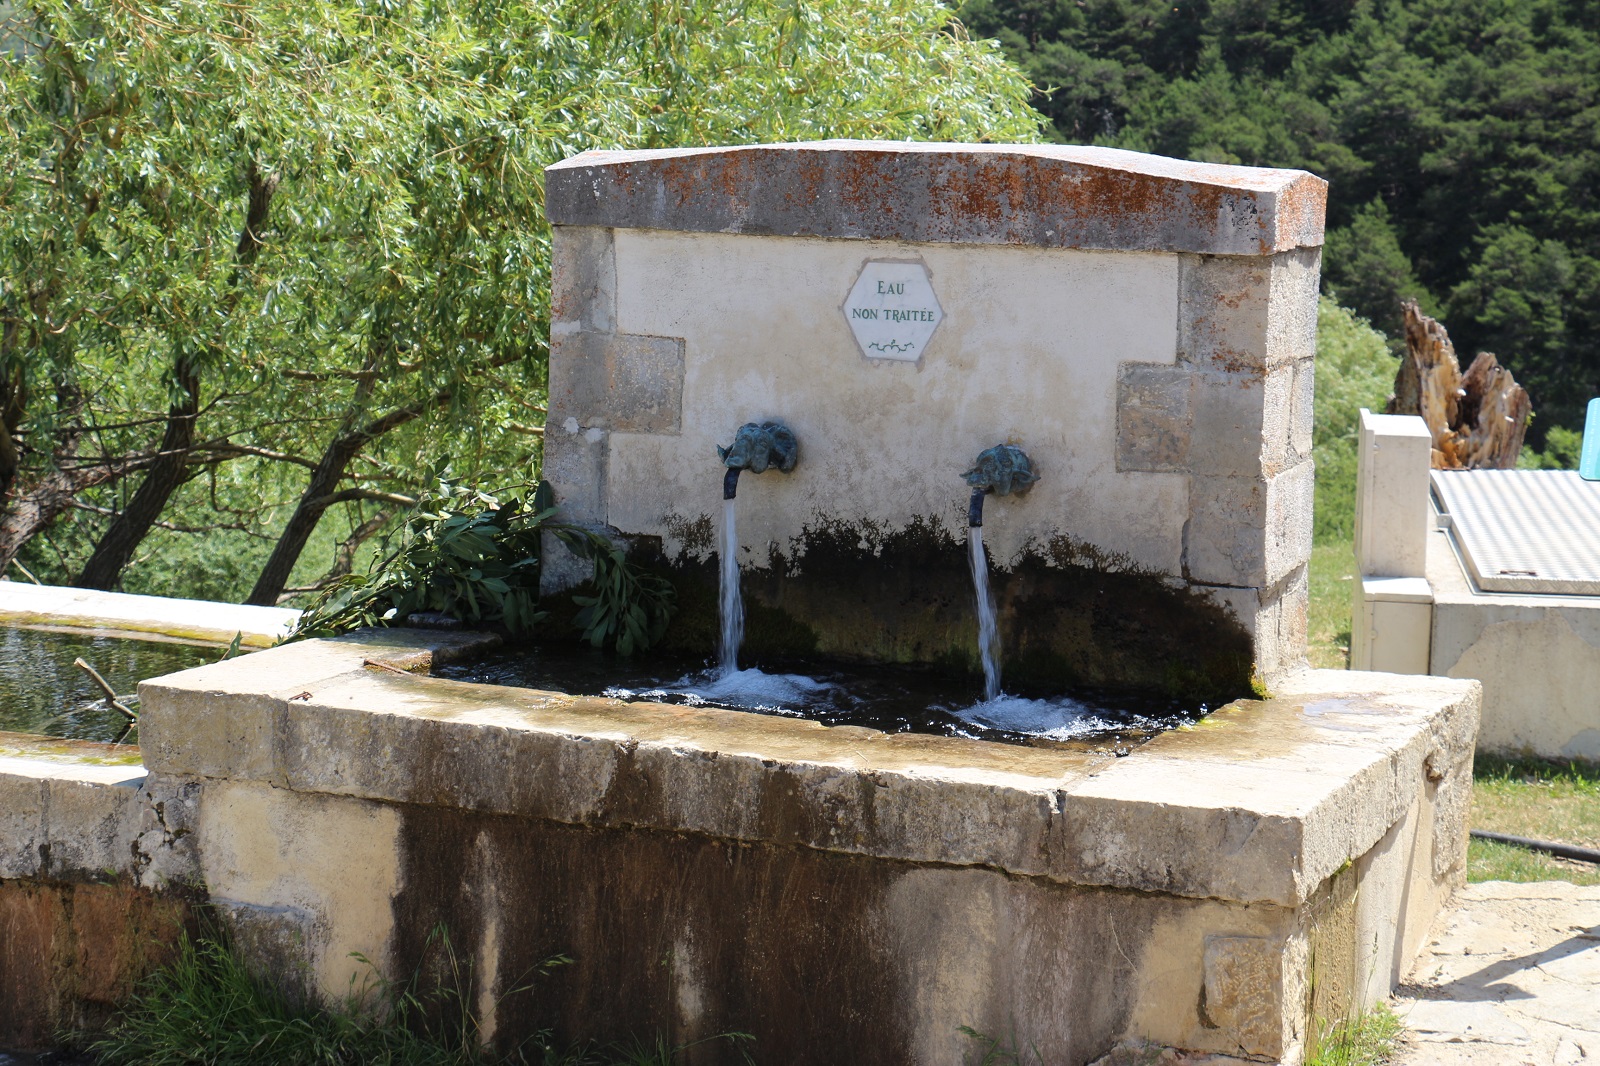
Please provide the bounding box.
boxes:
[1582,397,1600,481]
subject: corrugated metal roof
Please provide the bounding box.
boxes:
[1432,470,1600,595]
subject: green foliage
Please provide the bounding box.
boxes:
[1313,297,1398,543]
[1518,425,1584,470]
[567,543,676,657]
[90,931,746,1065]
[1323,198,1437,339]
[1,0,1042,596]
[1306,1004,1402,1066]
[293,482,552,640]
[960,0,1600,441]
[291,481,675,654]
[91,932,553,1066]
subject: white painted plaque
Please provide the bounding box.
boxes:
[842,260,944,362]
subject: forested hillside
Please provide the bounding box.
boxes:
[960,0,1600,442]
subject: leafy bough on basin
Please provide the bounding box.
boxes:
[291,480,676,655]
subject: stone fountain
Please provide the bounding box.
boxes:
[0,143,1478,1065]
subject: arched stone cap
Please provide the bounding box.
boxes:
[546,141,1326,255]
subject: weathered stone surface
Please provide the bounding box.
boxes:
[0,880,191,1050]
[1211,563,1311,681]
[1202,935,1284,1056]
[1289,356,1316,462]
[1178,249,1321,373]
[1390,881,1600,1066]
[548,330,685,434]
[1187,459,1314,588]
[0,749,145,881]
[1186,363,1297,479]
[197,779,402,1003]
[0,625,1478,1062]
[543,143,1325,684]
[0,582,296,646]
[1117,362,1192,472]
[139,634,1480,912]
[599,228,1186,578]
[550,225,615,336]
[547,141,1326,255]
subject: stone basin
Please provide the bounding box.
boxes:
[1,627,1466,1065]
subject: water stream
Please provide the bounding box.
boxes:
[968,524,1002,701]
[718,496,744,675]
[511,474,1205,747]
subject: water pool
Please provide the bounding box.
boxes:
[437,645,1204,750]
[0,625,216,743]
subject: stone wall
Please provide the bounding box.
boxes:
[0,733,194,1050]
[542,142,1326,694]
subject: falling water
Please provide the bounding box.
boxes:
[968,525,1002,701]
[718,497,745,676]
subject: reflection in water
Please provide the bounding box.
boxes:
[0,626,216,742]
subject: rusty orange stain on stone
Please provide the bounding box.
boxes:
[548,144,1327,256]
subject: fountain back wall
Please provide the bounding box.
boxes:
[543,142,1324,694]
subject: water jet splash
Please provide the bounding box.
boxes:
[968,524,1001,701]
[718,496,745,676]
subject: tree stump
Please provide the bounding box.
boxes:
[1386,300,1531,469]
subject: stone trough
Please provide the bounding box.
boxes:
[1,630,1476,1063]
[0,143,1483,1064]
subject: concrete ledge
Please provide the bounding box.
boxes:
[0,581,299,647]
[0,732,147,882]
[140,632,1478,910]
[546,141,1327,255]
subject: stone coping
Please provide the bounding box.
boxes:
[137,630,1478,908]
[545,141,1326,255]
[0,581,299,647]
[0,731,148,882]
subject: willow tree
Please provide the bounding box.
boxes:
[0,0,1039,599]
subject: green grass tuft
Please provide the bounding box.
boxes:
[88,931,750,1066]
[1307,1004,1403,1066]
[1307,541,1357,669]
[1468,755,1600,886]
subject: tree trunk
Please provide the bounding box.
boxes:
[1,326,26,503]
[74,359,199,589]
[1386,300,1531,469]
[245,389,445,606]
[0,387,111,571]
[75,163,278,590]
[245,433,367,606]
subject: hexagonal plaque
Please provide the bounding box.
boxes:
[842,260,944,362]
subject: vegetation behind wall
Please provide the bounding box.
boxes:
[0,0,1040,603]
[960,0,1600,444]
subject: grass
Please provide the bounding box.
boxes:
[1467,755,1600,886]
[85,932,752,1066]
[1307,539,1357,669]
[1306,1004,1403,1066]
